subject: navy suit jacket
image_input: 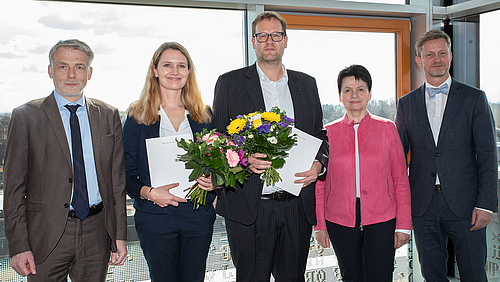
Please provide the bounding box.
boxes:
[123,113,215,213]
[212,63,329,225]
[395,79,498,218]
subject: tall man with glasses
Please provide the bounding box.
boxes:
[395,30,497,281]
[213,11,329,281]
[4,39,127,281]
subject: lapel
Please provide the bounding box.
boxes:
[437,79,459,147]
[43,92,72,167]
[287,71,307,128]
[245,64,266,111]
[86,97,101,168]
[415,84,437,148]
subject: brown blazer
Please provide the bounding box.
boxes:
[3,92,127,264]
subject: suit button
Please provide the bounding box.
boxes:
[64,203,69,208]
[435,153,440,157]
[68,178,73,183]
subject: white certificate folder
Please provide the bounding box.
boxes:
[275,127,323,196]
[145,134,194,198]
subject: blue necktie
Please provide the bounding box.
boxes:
[428,83,449,99]
[65,105,89,220]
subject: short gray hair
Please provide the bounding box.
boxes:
[49,39,94,68]
[415,30,451,58]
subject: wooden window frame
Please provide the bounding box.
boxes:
[281,14,411,100]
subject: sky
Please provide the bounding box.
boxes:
[0,0,245,112]
[0,0,498,114]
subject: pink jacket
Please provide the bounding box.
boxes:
[315,112,411,231]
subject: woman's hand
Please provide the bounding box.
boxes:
[248,153,271,174]
[141,183,187,207]
[315,230,330,248]
[394,232,410,249]
[197,175,215,191]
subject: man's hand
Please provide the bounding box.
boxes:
[10,250,36,276]
[197,175,215,191]
[294,161,322,187]
[394,232,410,249]
[109,240,127,266]
[248,153,271,174]
[315,230,330,249]
[470,208,492,231]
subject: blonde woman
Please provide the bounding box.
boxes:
[123,42,215,282]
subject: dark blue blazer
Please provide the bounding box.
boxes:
[123,113,215,213]
[395,79,498,218]
[212,63,329,226]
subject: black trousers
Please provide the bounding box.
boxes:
[225,197,312,282]
[326,198,396,282]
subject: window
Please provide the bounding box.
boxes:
[0,1,245,281]
[282,14,411,123]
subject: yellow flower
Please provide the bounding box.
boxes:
[252,118,262,129]
[227,119,246,134]
[261,112,281,122]
[247,112,258,118]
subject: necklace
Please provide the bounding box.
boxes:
[164,105,183,111]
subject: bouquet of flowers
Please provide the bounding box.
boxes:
[227,107,297,186]
[177,128,248,209]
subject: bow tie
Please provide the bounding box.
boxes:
[428,83,449,99]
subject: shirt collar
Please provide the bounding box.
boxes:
[425,76,452,90]
[54,90,86,109]
[342,110,372,126]
[256,62,287,83]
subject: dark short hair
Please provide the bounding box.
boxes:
[337,64,372,92]
[251,11,287,36]
[415,29,451,57]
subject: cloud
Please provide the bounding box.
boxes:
[22,63,46,74]
[38,14,90,31]
[0,52,25,59]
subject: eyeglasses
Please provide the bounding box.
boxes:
[253,32,285,43]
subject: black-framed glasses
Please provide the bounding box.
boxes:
[253,32,285,43]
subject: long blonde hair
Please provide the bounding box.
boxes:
[126,42,211,125]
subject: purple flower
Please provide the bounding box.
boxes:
[233,134,244,146]
[236,115,244,119]
[258,123,271,134]
[281,116,294,124]
[278,122,288,127]
[238,149,248,166]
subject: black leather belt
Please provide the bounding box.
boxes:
[68,202,103,219]
[435,184,442,192]
[261,191,298,202]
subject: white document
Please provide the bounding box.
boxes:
[146,134,194,198]
[275,127,323,196]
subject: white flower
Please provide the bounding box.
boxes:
[267,137,278,144]
[250,114,262,121]
[248,134,254,139]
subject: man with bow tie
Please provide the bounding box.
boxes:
[395,29,497,281]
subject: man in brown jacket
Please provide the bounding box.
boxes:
[3,39,127,281]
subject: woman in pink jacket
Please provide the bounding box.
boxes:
[315,65,411,281]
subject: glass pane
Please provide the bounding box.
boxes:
[284,29,397,123]
[0,0,245,113]
[480,9,500,281]
[0,0,245,281]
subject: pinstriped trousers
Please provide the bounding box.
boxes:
[225,197,312,282]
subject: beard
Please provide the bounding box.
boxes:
[427,64,449,77]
